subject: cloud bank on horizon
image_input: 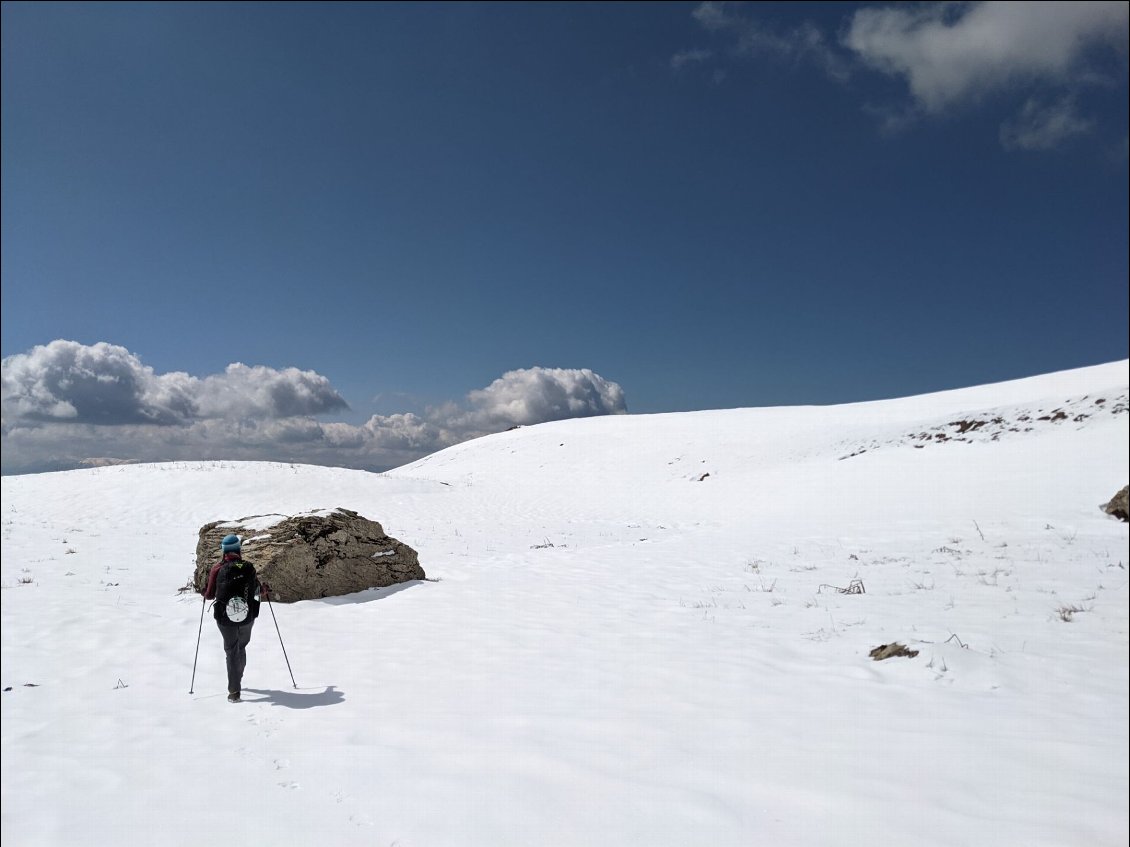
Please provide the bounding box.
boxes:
[0,340,627,474]
[679,0,1128,149]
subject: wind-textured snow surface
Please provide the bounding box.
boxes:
[2,361,1128,846]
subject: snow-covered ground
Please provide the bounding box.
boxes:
[2,360,1127,846]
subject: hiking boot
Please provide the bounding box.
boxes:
[227,691,241,703]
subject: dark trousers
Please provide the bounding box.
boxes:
[217,620,254,693]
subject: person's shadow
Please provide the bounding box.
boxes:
[241,686,344,709]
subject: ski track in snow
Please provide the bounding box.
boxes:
[2,360,1128,846]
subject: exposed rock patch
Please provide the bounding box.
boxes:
[1103,485,1129,523]
[869,643,919,661]
[838,391,1128,460]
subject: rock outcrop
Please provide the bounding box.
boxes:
[869,643,919,661]
[1102,485,1129,522]
[193,508,424,602]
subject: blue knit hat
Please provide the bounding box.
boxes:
[221,534,242,554]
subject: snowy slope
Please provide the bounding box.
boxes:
[2,360,1128,847]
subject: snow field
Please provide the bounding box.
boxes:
[2,360,1127,846]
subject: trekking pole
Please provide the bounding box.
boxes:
[189,593,206,694]
[264,587,297,688]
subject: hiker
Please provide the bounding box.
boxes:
[203,534,264,702]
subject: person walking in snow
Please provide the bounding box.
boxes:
[203,534,263,702]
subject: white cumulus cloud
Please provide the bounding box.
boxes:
[356,367,628,456]
[844,1,1128,113]
[1,340,348,426]
[195,363,350,420]
[1,342,627,475]
[681,1,1126,150]
[459,367,627,431]
[2,340,195,425]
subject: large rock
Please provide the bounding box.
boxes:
[193,508,424,602]
[1102,485,1129,522]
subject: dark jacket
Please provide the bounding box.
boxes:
[204,553,262,623]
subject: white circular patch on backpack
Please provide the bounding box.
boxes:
[226,596,249,623]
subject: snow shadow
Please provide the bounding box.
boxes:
[312,579,424,607]
[242,686,344,709]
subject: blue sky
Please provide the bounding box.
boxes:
[2,1,1127,474]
